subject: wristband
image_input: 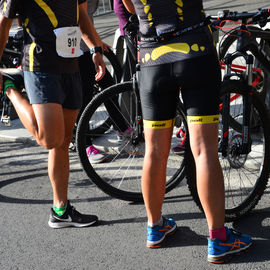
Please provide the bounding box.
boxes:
[90,46,103,55]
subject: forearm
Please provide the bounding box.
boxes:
[79,2,102,49]
[0,15,13,60]
[122,0,136,14]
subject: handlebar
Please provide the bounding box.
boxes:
[123,14,139,35]
[208,8,270,27]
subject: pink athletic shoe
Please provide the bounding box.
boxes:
[86,145,106,164]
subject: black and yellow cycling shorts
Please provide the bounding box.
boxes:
[139,53,221,128]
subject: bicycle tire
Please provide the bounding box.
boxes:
[76,81,187,201]
[219,26,269,101]
[103,49,122,83]
[185,79,270,222]
[87,49,123,135]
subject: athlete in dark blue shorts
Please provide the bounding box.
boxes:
[0,0,105,228]
[123,0,252,263]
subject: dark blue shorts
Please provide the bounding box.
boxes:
[23,71,82,110]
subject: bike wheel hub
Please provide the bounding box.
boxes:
[227,135,248,168]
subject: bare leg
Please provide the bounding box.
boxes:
[6,87,78,208]
[5,88,65,148]
[48,108,78,208]
[188,123,225,229]
[142,126,173,224]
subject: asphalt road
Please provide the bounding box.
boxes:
[1,0,270,269]
[0,139,269,270]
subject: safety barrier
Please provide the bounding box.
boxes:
[94,0,113,16]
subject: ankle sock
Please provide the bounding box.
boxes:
[209,226,227,241]
[3,80,16,95]
[148,216,163,228]
[53,204,67,216]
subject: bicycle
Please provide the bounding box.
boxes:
[0,27,24,124]
[217,9,270,103]
[0,26,23,69]
[113,14,138,82]
[185,9,270,221]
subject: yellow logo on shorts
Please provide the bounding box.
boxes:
[187,115,219,124]
[143,119,175,129]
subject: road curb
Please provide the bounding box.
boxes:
[0,134,37,145]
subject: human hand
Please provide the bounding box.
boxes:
[92,52,106,81]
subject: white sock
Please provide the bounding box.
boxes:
[148,216,163,228]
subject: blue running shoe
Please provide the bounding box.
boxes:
[147,217,177,248]
[208,227,252,263]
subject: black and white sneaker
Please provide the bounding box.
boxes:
[48,201,98,229]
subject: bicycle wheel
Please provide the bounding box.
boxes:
[219,26,269,101]
[186,79,270,222]
[87,49,122,135]
[76,81,187,201]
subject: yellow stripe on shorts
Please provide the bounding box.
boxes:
[187,115,219,124]
[143,119,175,129]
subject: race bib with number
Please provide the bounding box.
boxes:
[53,26,82,58]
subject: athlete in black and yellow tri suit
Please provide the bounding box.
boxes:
[132,0,220,126]
[0,0,106,228]
[122,0,252,263]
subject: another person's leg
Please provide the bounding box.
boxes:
[77,52,106,163]
[77,51,95,123]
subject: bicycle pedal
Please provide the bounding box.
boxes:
[1,115,11,126]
